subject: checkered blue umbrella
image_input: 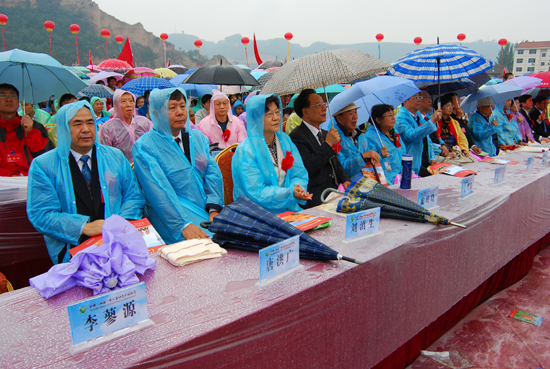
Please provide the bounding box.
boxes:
[120,77,173,96]
[77,84,114,98]
[203,196,362,264]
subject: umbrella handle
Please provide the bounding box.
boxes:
[320,188,345,204]
[200,221,212,230]
[338,254,364,265]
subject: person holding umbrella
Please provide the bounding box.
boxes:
[27,101,145,264]
[132,87,224,243]
[332,102,381,179]
[232,94,311,214]
[466,97,499,156]
[395,93,441,177]
[197,91,247,149]
[0,84,54,176]
[366,104,407,185]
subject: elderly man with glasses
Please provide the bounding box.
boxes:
[395,93,441,177]
[290,89,350,208]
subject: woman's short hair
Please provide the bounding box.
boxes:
[370,104,394,125]
[265,95,280,113]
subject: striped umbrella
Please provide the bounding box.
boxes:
[77,84,115,98]
[120,76,173,96]
[261,49,390,96]
[202,196,362,264]
[97,59,133,72]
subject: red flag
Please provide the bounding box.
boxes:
[168,58,171,67]
[253,33,263,65]
[117,38,134,67]
[89,50,93,71]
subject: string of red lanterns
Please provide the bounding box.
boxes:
[69,24,80,65]
[100,29,110,59]
[194,39,203,68]
[375,33,384,59]
[0,14,7,51]
[241,37,250,67]
[284,32,293,62]
[44,21,55,56]
[160,33,168,68]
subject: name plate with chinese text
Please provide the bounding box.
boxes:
[258,235,300,282]
[527,156,535,172]
[494,166,506,184]
[460,176,475,198]
[345,207,381,240]
[417,186,439,208]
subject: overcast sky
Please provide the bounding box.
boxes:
[93,0,548,46]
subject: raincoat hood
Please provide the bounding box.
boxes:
[232,99,245,116]
[56,100,98,160]
[112,89,136,121]
[208,91,238,123]
[246,94,283,138]
[149,87,190,138]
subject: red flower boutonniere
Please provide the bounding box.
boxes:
[507,113,513,121]
[281,151,294,172]
[395,133,401,148]
[222,129,231,143]
[332,140,342,154]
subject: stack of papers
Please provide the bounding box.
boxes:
[159,239,227,267]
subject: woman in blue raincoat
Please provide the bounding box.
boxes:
[27,101,145,264]
[494,99,522,145]
[366,104,408,185]
[132,87,224,244]
[90,96,112,127]
[232,94,311,214]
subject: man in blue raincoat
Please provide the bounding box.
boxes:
[395,93,441,176]
[232,94,310,214]
[27,101,146,265]
[132,88,224,244]
[467,97,499,156]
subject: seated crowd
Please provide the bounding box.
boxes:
[1,77,548,265]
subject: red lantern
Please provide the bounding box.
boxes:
[44,21,55,32]
[0,14,8,52]
[284,32,293,41]
[457,33,466,42]
[241,37,249,46]
[498,38,508,47]
[194,39,203,48]
[160,33,168,41]
[101,29,110,38]
[414,37,422,45]
[115,35,124,44]
[69,24,80,34]
[376,33,384,42]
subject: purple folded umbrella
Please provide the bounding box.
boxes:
[30,215,156,299]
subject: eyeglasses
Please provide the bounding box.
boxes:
[382,113,395,119]
[265,110,280,118]
[307,102,328,109]
[0,93,17,99]
[214,101,229,107]
[411,96,424,100]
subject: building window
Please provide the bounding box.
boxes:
[529,49,537,54]
[517,50,524,55]
[527,67,535,72]
[543,53,547,57]
[528,58,536,63]
[517,58,523,63]
[542,62,546,66]
[516,67,522,72]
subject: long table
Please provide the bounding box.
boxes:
[2,149,550,368]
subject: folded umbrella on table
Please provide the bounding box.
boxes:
[201,196,363,264]
[321,176,466,228]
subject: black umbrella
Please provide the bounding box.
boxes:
[184,60,259,86]
[167,65,189,74]
[258,59,284,69]
[321,177,466,228]
[201,196,362,264]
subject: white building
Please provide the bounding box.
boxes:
[513,41,550,76]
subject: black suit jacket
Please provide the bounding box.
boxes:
[529,107,549,139]
[290,122,350,208]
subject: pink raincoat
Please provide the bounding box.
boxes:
[99,90,153,163]
[197,91,247,148]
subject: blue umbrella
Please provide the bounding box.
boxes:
[170,83,215,98]
[460,83,524,113]
[0,48,87,104]
[120,77,173,96]
[77,84,115,99]
[503,76,543,91]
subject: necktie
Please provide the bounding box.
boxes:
[174,137,182,149]
[317,131,339,186]
[80,155,91,184]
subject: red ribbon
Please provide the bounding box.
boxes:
[332,140,342,154]
[222,129,231,143]
[395,133,401,148]
[281,151,294,172]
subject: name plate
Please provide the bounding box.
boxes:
[542,151,548,166]
[461,176,475,198]
[417,186,439,208]
[527,156,535,172]
[494,166,506,184]
[259,235,300,282]
[345,207,381,240]
[67,282,149,346]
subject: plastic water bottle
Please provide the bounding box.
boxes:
[400,154,413,189]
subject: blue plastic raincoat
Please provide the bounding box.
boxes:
[365,125,408,185]
[232,95,308,214]
[333,120,370,179]
[27,101,145,264]
[467,111,498,156]
[395,107,436,174]
[232,99,245,116]
[495,101,522,144]
[132,88,224,244]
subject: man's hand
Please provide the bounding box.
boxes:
[429,159,437,166]
[82,220,105,237]
[380,147,389,158]
[520,141,528,146]
[472,146,482,154]
[491,120,498,127]
[431,109,442,123]
[209,211,219,222]
[541,137,550,143]
[182,224,209,240]
[325,128,341,147]
[21,115,33,133]
[342,181,351,189]
[293,185,313,201]
[362,150,381,162]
